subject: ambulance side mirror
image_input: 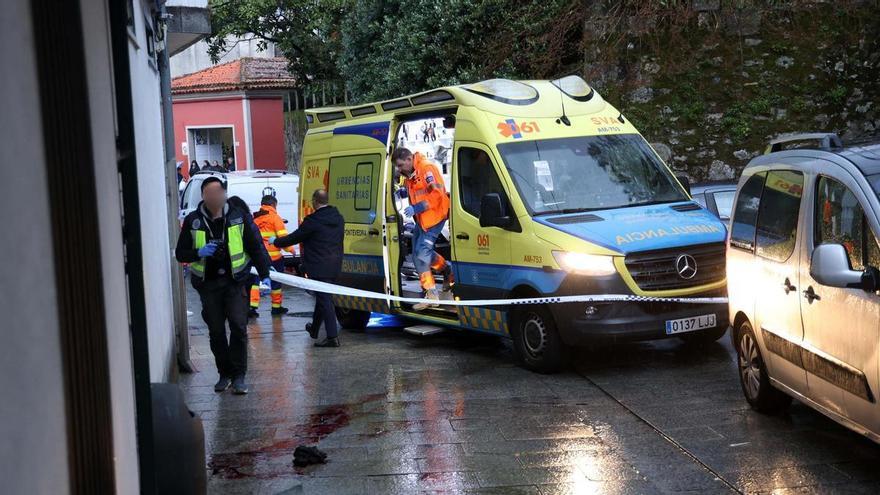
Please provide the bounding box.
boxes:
[480,193,511,229]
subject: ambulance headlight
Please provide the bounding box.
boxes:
[552,251,617,276]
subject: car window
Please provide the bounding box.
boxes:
[815,176,874,270]
[458,147,510,219]
[713,190,736,219]
[730,173,766,251]
[691,192,707,208]
[755,170,804,262]
[868,233,880,270]
[182,179,202,210]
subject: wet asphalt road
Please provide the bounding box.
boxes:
[180,286,880,494]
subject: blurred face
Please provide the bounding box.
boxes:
[395,155,414,177]
[202,181,226,212]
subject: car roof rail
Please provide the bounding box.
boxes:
[765,133,843,154]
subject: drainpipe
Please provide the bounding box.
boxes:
[157,6,194,374]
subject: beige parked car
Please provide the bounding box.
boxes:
[727,133,880,443]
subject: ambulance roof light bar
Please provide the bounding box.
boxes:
[463,79,539,106]
[550,75,595,102]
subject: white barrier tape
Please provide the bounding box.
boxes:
[258,269,728,307]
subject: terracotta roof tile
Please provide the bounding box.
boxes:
[172,57,297,95]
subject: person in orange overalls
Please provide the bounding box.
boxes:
[392,147,453,310]
[249,195,289,317]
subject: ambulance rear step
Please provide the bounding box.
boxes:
[404,325,445,336]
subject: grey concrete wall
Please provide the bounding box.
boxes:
[0,0,70,493]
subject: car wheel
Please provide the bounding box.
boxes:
[736,320,791,413]
[679,325,728,346]
[510,305,566,374]
[335,307,370,332]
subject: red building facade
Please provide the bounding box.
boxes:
[171,57,295,175]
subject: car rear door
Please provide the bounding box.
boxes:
[752,169,809,396]
[799,167,880,431]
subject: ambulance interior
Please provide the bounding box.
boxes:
[392,113,457,311]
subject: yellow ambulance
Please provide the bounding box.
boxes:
[299,76,728,372]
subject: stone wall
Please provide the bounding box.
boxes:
[582,1,880,181]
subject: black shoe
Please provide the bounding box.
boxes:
[214,376,232,392]
[314,337,340,348]
[248,308,259,318]
[232,375,248,395]
[305,322,318,339]
[271,306,289,316]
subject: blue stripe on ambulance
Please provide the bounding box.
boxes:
[332,121,391,145]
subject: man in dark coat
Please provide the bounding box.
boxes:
[273,189,345,347]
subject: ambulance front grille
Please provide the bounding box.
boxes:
[624,242,726,291]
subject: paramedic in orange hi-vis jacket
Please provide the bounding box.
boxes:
[392,147,454,311]
[249,194,289,317]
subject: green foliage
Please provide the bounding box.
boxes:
[339,0,578,102]
[721,104,753,141]
[205,0,347,83]
[827,85,848,106]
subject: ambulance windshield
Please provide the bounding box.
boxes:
[498,134,688,216]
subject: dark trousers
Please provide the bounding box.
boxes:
[311,277,338,339]
[198,277,249,377]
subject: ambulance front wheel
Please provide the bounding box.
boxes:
[511,305,566,374]
[335,307,370,332]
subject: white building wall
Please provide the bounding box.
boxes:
[81,0,141,491]
[0,0,70,493]
[170,35,277,78]
[130,0,178,382]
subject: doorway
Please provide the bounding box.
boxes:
[187,126,235,168]
[390,113,457,317]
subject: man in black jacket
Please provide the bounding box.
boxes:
[175,177,272,394]
[274,189,345,347]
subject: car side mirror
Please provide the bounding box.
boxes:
[811,244,877,291]
[480,193,511,229]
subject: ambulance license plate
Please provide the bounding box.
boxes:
[665,314,716,335]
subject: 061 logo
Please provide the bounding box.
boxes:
[476,234,490,248]
[498,119,541,139]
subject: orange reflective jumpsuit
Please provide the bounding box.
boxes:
[404,153,452,290]
[250,204,288,310]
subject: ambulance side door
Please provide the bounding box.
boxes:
[451,142,514,299]
[327,154,384,292]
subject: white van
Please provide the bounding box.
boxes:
[727,133,880,443]
[180,170,300,261]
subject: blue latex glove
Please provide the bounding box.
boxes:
[268,236,277,245]
[405,201,429,216]
[197,242,218,258]
[259,277,272,296]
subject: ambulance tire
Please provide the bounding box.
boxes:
[511,305,566,374]
[336,307,370,332]
[678,325,728,346]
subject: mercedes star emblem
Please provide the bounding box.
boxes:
[675,254,698,280]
